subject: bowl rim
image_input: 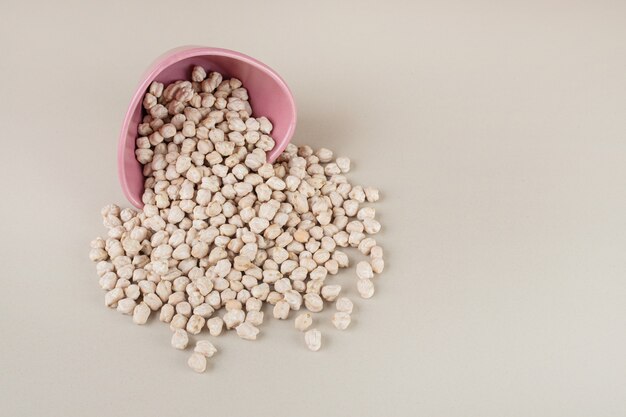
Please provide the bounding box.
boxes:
[117,45,297,208]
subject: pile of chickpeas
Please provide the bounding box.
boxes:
[89,67,384,372]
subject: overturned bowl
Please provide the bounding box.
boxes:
[118,46,297,208]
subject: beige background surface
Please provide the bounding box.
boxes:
[1,1,625,416]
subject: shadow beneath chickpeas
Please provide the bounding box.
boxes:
[202,359,215,373]
[143,314,160,326]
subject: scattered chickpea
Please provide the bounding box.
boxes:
[236,322,260,340]
[357,279,375,299]
[356,261,374,279]
[171,329,189,350]
[207,317,224,336]
[332,312,351,330]
[335,297,354,314]
[194,340,217,357]
[188,352,207,373]
[294,312,313,331]
[304,329,322,351]
[132,302,151,324]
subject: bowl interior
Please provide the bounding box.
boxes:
[119,50,296,208]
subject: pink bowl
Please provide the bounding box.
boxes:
[118,46,297,208]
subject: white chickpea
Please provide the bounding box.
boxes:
[357,279,375,299]
[171,329,189,350]
[304,329,322,351]
[132,302,151,324]
[207,317,224,336]
[187,352,207,373]
[236,322,260,340]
